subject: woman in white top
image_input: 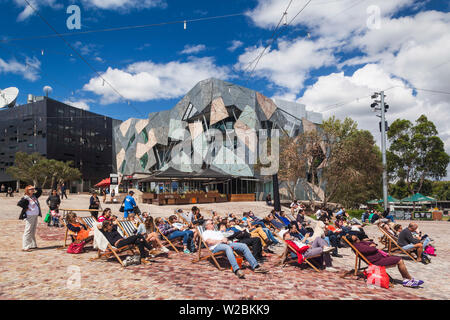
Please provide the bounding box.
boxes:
[18,185,43,251]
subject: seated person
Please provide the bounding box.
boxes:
[243,212,280,246]
[370,211,381,224]
[98,208,112,222]
[228,219,271,250]
[290,200,299,215]
[265,193,273,206]
[361,210,370,223]
[179,209,194,227]
[382,209,395,223]
[66,212,94,244]
[398,223,430,263]
[211,211,222,225]
[296,209,311,228]
[219,222,266,262]
[345,234,424,288]
[136,216,169,253]
[191,206,205,226]
[201,219,268,278]
[168,214,199,246]
[99,220,153,260]
[275,211,291,226]
[281,231,337,271]
[155,217,195,254]
[266,211,285,230]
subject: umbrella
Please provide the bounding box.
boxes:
[401,193,435,202]
[367,195,399,204]
[94,178,110,188]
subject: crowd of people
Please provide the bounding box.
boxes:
[17,186,434,287]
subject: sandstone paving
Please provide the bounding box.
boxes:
[0,195,448,300]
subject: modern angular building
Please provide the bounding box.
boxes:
[0,96,120,192]
[114,78,325,201]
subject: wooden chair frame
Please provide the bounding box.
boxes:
[191,226,239,270]
[342,236,372,276]
[156,223,181,253]
[281,241,322,272]
[377,226,418,262]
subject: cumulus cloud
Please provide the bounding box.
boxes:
[81,0,166,11]
[63,98,92,110]
[235,37,336,94]
[179,44,206,55]
[228,40,244,52]
[83,57,229,104]
[13,0,62,21]
[0,56,41,81]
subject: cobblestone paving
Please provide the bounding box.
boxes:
[0,195,448,300]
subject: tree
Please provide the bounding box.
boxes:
[6,152,81,188]
[387,115,449,195]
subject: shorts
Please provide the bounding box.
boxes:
[124,209,133,218]
[402,244,415,250]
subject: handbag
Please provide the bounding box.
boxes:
[365,264,390,289]
[67,241,85,254]
[133,206,141,215]
[44,210,51,223]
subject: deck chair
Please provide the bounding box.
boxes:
[377,225,418,262]
[156,222,181,253]
[191,226,240,270]
[80,216,97,229]
[90,225,137,267]
[117,220,138,237]
[280,240,322,272]
[342,236,372,276]
[176,211,191,226]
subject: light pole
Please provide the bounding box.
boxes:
[371,91,389,211]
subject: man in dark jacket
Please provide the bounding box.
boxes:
[398,223,424,262]
[46,189,61,226]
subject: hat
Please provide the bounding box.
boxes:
[279,229,289,239]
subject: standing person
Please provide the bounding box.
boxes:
[123,191,137,219]
[18,185,43,252]
[89,192,101,220]
[46,189,61,227]
[101,189,107,203]
[265,193,272,206]
[61,182,68,200]
[1,184,5,195]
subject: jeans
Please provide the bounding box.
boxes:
[262,227,279,244]
[239,237,263,259]
[168,230,194,250]
[124,209,133,219]
[385,215,395,222]
[212,242,258,272]
[361,213,369,223]
[422,237,431,249]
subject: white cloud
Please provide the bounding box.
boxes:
[228,40,244,52]
[81,0,165,11]
[180,44,206,55]
[63,98,92,110]
[83,57,229,104]
[0,56,41,81]
[13,0,62,21]
[235,37,336,94]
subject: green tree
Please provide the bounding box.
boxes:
[387,115,449,195]
[6,152,81,188]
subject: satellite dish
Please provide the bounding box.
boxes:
[0,87,19,108]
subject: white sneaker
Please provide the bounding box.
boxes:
[322,246,334,253]
[326,267,339,272]
[161,247,169,253]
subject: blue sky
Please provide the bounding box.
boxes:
[1,0,449,176]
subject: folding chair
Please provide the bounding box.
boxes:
[280,240,321,272]
[176,211,191,226]
[191,226,239,271]
[377,225,418,262]
[80,216,97,229]
[117,220,138,237]
[342,236,372,276]
[60,216,74,248]
[156,222,181,253]
[90,225,137,267]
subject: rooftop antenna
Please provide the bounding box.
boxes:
[43,85,53,97]
[0,87,19,108]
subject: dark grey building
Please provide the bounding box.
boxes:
[0,96,120,192]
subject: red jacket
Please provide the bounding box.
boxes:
[285,240,310,264]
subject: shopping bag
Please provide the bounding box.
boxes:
[44,211,51,223]
[366,264,390,289]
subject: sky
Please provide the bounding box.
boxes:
[1,0,449,178]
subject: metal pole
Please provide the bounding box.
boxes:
[380,91,388,211]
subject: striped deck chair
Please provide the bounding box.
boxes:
[191,226,239,271]
[280,240,322,272]
[377,225,418,262]
[118,220,138,237]
[80,216,97,229]
[90,226,137,267]
[176,211,191,226]
[156,222,181,253]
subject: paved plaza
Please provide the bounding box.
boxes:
[0,195,448,300]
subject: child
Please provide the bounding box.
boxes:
[51,209,61,227]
